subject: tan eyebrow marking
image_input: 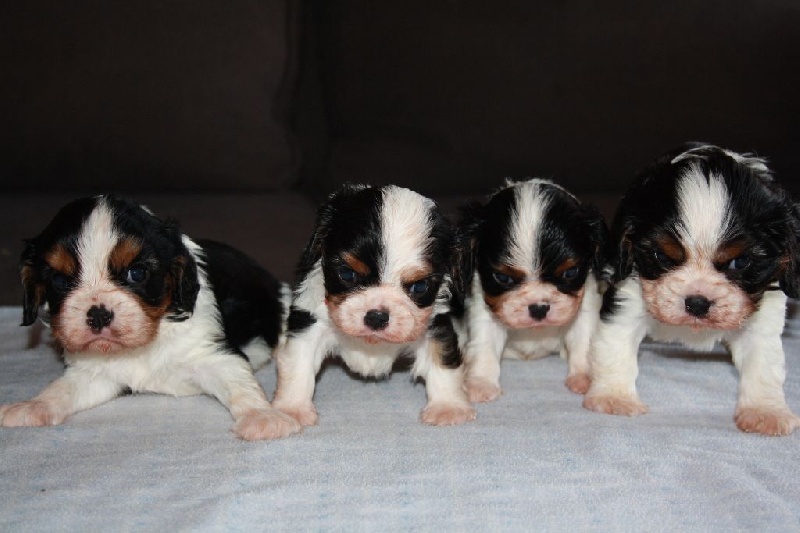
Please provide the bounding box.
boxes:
[399,265,433,285]
[342,253,371,276]
[554,258,579,276]
[109,237,143,272]
[654,235,686,263]
[45,244,77,275]
[715,241,750,264]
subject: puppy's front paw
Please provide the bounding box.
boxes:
[0,400,64,427]
[734,407,800,436]
[583,393,648,417]
[565,373,592,395]
[421,402,476,426]
[272,401,319,427]
[234,408,303,441]
[464,377,503,403]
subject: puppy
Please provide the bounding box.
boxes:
[456,179,607,402]
[584,143,800,435]
[0,195,301,440]
[262,184,475,436]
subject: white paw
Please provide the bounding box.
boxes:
[734,406,800,436]
[583,393,648,417]
[272,401,319,427]
[233,408,303,441]
[421,402,476,426]
[0,400,64,427]
[464,377,503,403]
[565,372,592,395]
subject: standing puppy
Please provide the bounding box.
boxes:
[584,144,800,435]
[457,179,607,402]
[1,195,301,440]
[265,184,475,436]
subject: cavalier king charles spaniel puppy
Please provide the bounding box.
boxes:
[262,184,475,437]
[456,179,607,402]
[0,195,301,440]
[584,143,800,435]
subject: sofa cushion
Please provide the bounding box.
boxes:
[1,0,296,191]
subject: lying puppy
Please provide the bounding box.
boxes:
[0,195,301,440]
[265,184,475,436]
[457,179,607,402]
[584,143,800,435]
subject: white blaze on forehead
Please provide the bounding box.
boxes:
[505,180,551,274]
[76,198,118,286]
[380,186,434,283]
[676,163,731,256]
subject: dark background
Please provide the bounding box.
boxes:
[1,0,798,304]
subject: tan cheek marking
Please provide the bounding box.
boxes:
[45,244,77,276]
[109,237,143,273]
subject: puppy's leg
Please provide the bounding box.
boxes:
[191,352,301,441]
[463,303,507,403]
[563,283,601,394]
[418,315,476,425]
[271,324,328,426]
[728,297,800,435]
[583,284,649,416]
[1,367,122,427]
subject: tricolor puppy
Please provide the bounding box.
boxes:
[584,143,800,435]
[264,184,475,436]
[0,195,301,440]
[457,179,607,402]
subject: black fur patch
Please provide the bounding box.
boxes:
[428,314,462,369]
[287,306,316,334]
[600,284,621,322]
[198,239,285,357]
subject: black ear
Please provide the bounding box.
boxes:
[579,204,610,279]
[162,220,199,320]
[778,202,800,298]
[606,206,635,283]
[453,201,485,301]
[19,239,45,327]
[294,184,366,285]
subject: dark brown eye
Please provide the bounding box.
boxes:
[51,272,73,292]
[126,266,149,284]
[408,279,429,295]
[561,266,580,280]
[337,265,358,284]
[654,249,673,267]
[492,271,515,287]
[726,255,751,271]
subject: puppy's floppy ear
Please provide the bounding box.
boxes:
[163,219,199,320]
[606,206,635,283]
[578,204,609,278]
[294,184,366,284]
[778,201,800,298]
[453,201,485,300]
[19,239,45,327]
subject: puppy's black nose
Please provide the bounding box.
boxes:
[86,305,114,333]
[364,309,390,331]
[528,303,550,321]
[684,295,712,317]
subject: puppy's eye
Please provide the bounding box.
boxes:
[561,266,580,281]
[50,272,73,293]
[492,272,515,287]
[726,255,751,271]
[408,279,429,295]
[337,265,358,284]
[126,266,149,284]
[654,249,673,267]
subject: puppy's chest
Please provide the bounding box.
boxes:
[336,335,416,378]
[503,327,566,359]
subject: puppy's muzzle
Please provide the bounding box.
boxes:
[528,303,550,321]
[684,295,712,318]
[364,309,390,331]
[86,305,114,333]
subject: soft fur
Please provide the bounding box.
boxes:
[261,184,475,437]
[1,195,300,440]
[456,179,607,402]
[584,143,800,435]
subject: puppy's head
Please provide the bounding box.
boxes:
[459,179,607,329]
[20,195,199,354]
[609,143,799,329]
[299,184,452,344]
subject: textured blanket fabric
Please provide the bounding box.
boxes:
[1,305,798,531]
